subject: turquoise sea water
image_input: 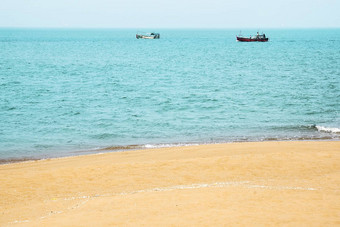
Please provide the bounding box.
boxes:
[0,29,339,162]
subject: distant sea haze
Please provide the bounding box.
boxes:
[0,29,339,162]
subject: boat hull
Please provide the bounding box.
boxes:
[136,34,160,39]
[236,36,268,42]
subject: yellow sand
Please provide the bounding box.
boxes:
[0,141,339,226]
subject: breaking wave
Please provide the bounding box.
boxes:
[273,124,340,135]
[315,125,340,134]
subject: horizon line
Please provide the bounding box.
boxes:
[0,26,339,30]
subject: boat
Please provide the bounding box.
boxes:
[136,32,160,39]
[236,32,268,42]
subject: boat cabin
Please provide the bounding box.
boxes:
[136,32,160,39]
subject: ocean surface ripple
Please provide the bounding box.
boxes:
[0,29,339,160]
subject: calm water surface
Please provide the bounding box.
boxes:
[0,29,339,161]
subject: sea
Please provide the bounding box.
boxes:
[0,28,339,163]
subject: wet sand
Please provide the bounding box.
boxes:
[1,141,339,226]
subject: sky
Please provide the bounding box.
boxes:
[0,0,339,28]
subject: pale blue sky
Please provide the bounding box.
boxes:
[0,0,339,28]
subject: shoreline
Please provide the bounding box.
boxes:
[1,138,339,165]
[1,140,339,226]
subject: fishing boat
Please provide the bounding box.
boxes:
[136,32,160,39]
[236,32,268,42]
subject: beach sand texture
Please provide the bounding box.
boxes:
[1,141,339,226]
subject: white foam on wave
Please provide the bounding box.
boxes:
[316,125,340,134]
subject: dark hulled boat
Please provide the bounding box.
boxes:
[236,32,268,42]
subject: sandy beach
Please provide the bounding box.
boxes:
[1,141,339,226]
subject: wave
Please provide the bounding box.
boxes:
[2,136,339,165]
[271,124,318,131]
[315,125,340,134]
[271,124,340,134]
[93,135,339,153]
[96,145,142,151]
[96,143,200,151]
